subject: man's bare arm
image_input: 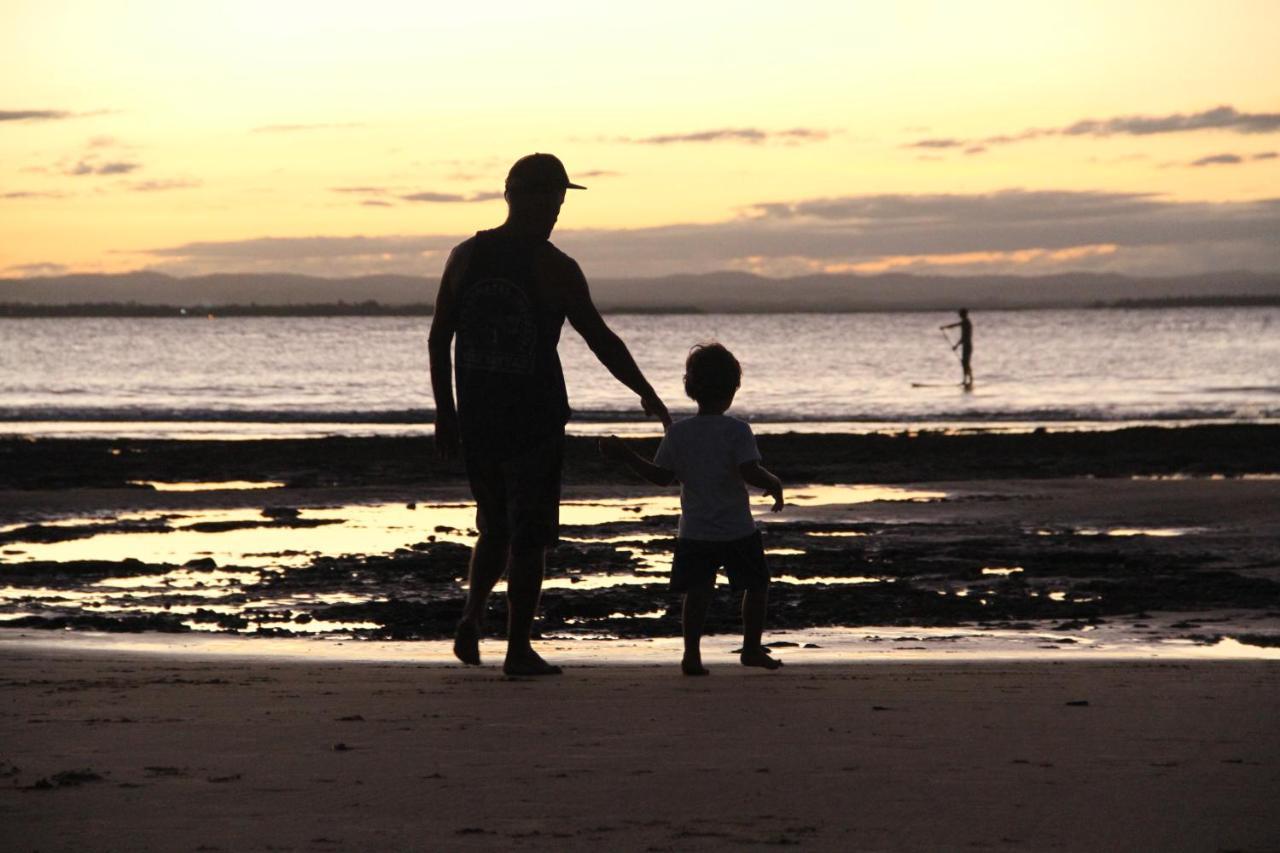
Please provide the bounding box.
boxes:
[563,259,671,427]
[428,244,469,457]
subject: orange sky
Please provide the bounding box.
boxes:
[2,0,1278,279]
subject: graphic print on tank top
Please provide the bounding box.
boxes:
[456,276,537,376]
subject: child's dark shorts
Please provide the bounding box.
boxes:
[670,530,770,593]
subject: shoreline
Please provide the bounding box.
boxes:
[4,423,1279,490]
[4,621,1280,665]
[3,417,1279,443]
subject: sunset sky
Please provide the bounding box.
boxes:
[2,0,1278,281]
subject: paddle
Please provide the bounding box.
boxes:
[940,327,963,365]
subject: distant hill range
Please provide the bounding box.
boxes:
[2,269,1279,313]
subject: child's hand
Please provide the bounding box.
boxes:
[765,481,784,512]
[598,435,630,461]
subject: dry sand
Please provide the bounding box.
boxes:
[2,648,1277,852]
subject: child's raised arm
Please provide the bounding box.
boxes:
[739,460,784,512]
[599,435,677,487]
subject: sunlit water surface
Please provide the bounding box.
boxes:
[3,309,1277,437]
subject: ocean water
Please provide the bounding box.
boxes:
[2,308,1277,437]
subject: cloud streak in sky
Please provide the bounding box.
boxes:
[3,262,69,277]
[624,127,830,145]
[0,110,74,122]
[399,190,503,203]
[0,109,113,124]
[902,138,966,149]
[1184,151,1277,167]
[331,187,503,205]
[251,123,364,133]
[66,159,140,176]
[1190,153,1244,167]
[142,234,459,261]
[125,178,201,191]
[906,104,1280,153]
[747,190,1170,223]
[1,190,70,199]
[1060,105,1280,137]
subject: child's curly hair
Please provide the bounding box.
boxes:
[683,342,741,403]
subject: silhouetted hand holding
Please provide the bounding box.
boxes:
[641,391,672,430]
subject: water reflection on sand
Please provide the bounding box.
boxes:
[7,623,1278,662]
[129,480,288,492]
[4,483,946,568]
[0,483,952,637]
[3,481,1278,658]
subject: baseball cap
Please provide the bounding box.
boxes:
[505,153,587,192]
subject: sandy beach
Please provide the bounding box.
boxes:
[1,648,1277,852]
[3,427,1279,850]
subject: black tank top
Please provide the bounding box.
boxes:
[454,229,570,458]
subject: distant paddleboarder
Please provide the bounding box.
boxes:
[940,309,974,390]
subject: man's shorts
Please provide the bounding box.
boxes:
[464,432,563,549]
[670,530,770,593]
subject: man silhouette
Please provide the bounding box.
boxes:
[941,308,974,390]
[429,153,671,675]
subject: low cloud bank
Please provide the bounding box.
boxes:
[106,188,1280,279]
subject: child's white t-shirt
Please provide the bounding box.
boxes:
[654,414,761,541]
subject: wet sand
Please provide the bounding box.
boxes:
[3,476,1278,645]
[3,424,1278,490]
[1,648,1277,852]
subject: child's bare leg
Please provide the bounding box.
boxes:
[741,583,782,669]
[681,580,714,675]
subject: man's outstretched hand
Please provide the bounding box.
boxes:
[641,391,672,429]
[434,412,460,459]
